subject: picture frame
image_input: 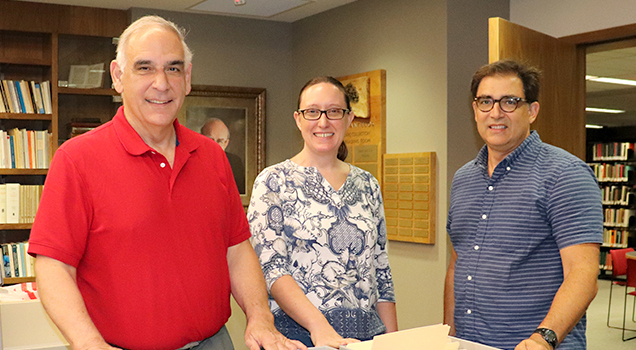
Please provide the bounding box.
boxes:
[177,85,266,207]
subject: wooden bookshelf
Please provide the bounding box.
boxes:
[0,1,127,285]
[58,87,118,96]
[3,276,35,285]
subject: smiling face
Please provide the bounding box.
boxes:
[294,82,354,158]
[110,26,192,133]
[473,74,539,160]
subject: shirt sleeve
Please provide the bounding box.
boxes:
[370,175,396,303]
[247,167,291,292]
[28,149,92,267]
[547,159,604,249]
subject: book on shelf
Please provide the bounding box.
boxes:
[68,119,102,138]
[0,79,52,115]
[593,142,636,161]
[0,183,42,224]
[1,242,35,278]
[0,128,51,169]
[41,81,52,114]
[30,81,45,114]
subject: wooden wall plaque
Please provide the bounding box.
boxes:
[383,152,436,244]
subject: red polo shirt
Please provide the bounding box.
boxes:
[29,107,250,350]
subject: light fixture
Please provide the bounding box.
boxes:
[586,107,626,114]
[586,75,636,87]
[585,124,604,129]
[234,0,246,5]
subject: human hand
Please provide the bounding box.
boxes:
[310,325,360,349]
[514,337,552,350]
[244,318,307,350]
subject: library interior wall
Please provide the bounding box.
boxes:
[510,0,636,38]
[292,0,449,332]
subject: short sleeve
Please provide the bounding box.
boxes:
[547,160,603,249]
[28,149,92,267]
[247,167,291,291]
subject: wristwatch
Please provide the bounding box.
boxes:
[533,328,558,349]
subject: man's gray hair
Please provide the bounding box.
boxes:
[115,15,193,71]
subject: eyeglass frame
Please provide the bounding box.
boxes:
[297,108,351,120]
[473,96,530,113]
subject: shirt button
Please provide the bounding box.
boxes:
[488,186,493,191]
[506,166,511,171]
[151,151,156,154]
[481,214,487,219]
[466,309,472,314]
[467,276,472,280]
[474,245,479,250]
[160,162,166,168]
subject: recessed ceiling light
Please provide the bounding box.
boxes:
[586,75,636,87]
[585,124,604,129]
[586,107,626,114]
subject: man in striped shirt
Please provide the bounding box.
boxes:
[444,60,603,350]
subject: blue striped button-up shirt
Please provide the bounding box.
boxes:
[447,131,603,350]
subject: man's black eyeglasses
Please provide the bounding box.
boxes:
[474,96,529,113]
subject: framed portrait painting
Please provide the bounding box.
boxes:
[177,85,266,207]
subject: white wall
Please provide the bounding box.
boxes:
[510,0,636,37]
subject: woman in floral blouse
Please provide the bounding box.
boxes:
[247,76,397,348]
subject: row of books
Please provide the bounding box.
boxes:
[0,129,52,169]
[0,184,43,224]
[591,142,636,161]
[2,242,34,278]
[589,163,634,182]
[600,250,614,271]
[602,228,630,248]
[0,80,52,114]
[603,208,635,227]
[601,185,635,205]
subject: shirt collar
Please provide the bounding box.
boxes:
[474,130,541,171]
[112,106,200,156]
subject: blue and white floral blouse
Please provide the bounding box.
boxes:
[247,159,395,341]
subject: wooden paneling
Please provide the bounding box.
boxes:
[0,1,59,33]
[0,0,127,37]
[489,17,585,159]
[58,6,127,37]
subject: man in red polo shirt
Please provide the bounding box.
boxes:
[28,15,305,350]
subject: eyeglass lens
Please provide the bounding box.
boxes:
[301,109,347,120]
[476,97,522,112]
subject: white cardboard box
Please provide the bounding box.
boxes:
[0,300,70,350]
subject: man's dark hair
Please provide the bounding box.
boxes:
[470,60,541,102]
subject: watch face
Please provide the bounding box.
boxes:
[535,328,558,348]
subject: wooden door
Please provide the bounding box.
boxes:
[489,17,585,159]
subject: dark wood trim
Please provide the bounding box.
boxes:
[560,22,636,45]
[59,87,119,96]
[0,0,127,37]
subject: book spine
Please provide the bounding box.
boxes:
[9,134,15,169]
[6,183,20,224]
[11,243,19,277]
[2,244,10,278]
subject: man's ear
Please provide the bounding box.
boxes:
[110,60,124,93]
[528,101,540,124]
[185,62,192,95]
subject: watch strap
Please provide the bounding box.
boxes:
[533,328,558,349]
